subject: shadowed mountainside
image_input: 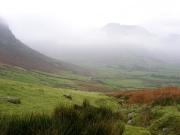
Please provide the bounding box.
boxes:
[0,20,87,74]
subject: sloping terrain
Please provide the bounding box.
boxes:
[0,78,118,114]
[0,20,85,74]
[0,68,179,135]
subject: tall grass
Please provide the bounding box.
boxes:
[0,100,124,135]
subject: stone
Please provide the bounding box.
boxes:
[128,112,134,119]
[63,94,72,100]
[6,97,21,104]
[162,127,168,134]
[127,120,133,124]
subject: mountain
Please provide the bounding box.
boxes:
[0,19,84,74]
[26,23,166,70]
[102,23,151,36]
[29,42,166,71]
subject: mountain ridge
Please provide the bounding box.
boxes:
[0,20,86,74]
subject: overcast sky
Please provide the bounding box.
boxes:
[0,0,180,27]
[0,0,180,42]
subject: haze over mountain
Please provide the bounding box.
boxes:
[0,19,84,73]
[1,14,180,71]
[23,22,180,70]
[102,23,152,36]
[1,0,180,67]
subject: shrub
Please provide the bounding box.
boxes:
[109,87,180,105]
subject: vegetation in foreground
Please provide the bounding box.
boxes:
[0,67,180,135]
[0,100,124,135]
[109,88,180,135]
[0,78,118,115]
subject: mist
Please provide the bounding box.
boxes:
[1,0,180,67]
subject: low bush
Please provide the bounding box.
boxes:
[152,96,180,106]
[109,87,180,105]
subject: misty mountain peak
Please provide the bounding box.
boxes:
[0,18,9,31]
[0,18,16,43]
[102,23,151,36]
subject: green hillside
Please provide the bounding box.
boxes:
[0,78,118,115]
[92,65,180,90]
[0,66,180,135]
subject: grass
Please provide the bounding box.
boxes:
[150,114,180,135]
[109,88,180,135]
[0,78,119,115]
[123,125,151,135]
[0,66,110,92]
[0,101,125,135]
[104,79,144,89]
[2,64,180,91]
[1,66,180,135]
[0,66,85,89]
[93,65,180,89]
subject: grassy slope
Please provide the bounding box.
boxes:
[123,125,151,135]
[2,64,180,91]
[0,66,86,88]
[0,66,111,92]
[0,66,180,135]
[0,78,118,115]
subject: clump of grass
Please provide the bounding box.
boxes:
[0,114,52,135]
[177,105,180,112]
[0,100,124,135]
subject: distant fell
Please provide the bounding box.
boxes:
[102,23,151,36]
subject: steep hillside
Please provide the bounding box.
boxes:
[0,20,84,74]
